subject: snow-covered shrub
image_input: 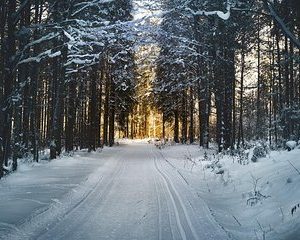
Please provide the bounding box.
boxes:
[251,147,265,162]
[39,149,50,160]
[154,139,166,149]
[198,151,211,162]
[236,149,249,165]
[246,176,270,206]
[183,151,197,171]
[165,140,176,146]
[204,158,223,175]
[203,151,208,161]
[250,143,269,162]
[204,162,214,169]
[286,141,297,151]
[3,159,13,174]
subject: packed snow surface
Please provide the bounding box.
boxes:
[0,141,300,240]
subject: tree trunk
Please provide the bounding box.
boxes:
[88,68,98,151]
[65,77,77,152]
[103,72,110,146]
[181,91,187,144]
[256,16,262,139]
[189,87,194,144]
[174,108,179,143]
[1,0,17,168]
[238,41,245,148]
[109,78,115,147]
[50,43,67,159]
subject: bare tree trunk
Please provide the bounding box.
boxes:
[283,36,290,139]
[103,72,110,146]
[97,69,103,148]
[1,0,17,168]
[174,108,179,143]
[65,77,77,152]
[88,68,98,151]
[189,87,194,144]
[109,78,115,147]
[181,91,187,144]
[50,43,67,159]
[238,40,245,148]
[256,15,262,139]
[0,0,7,178]
[162,113,165,139]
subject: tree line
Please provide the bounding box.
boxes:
[154,0,300,151]
[0,0,135,178]
[0,0,299,178]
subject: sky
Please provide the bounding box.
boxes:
[132,0,163,22]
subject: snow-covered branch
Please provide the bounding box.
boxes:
[184,1,232,20]
[18,50,61,65]
[71,0,114,17]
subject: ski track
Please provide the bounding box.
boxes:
[153,177,163,240]
[154,171,176,240]
[156,150,231,240]
[154,154,199,240]
[37,154,126,240]
[1,142,229,240]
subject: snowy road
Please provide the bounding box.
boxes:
[0,142,228,240]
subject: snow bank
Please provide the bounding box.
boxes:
[159,145,300,240]
[286,141,297,151]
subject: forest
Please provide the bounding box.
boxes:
[0,0,299,178]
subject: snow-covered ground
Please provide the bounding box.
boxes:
[0,141,299,240]
[158,143,300,240]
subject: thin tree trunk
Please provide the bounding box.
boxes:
[238,42,245,148]
[181,91,187,144]
[1,0,17,167]
[256,15,262,139]
[174,108,179,143]
[109,78,115,147]
[103,72,109,146]
[50,43,67,159]
[65,77,76,152]
[189,87,194,144]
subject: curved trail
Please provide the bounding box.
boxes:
[1,142,228,240]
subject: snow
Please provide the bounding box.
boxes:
[158,144,300,240]
[63,30,75,42]
[0,142,299,239]
[48,51,61,58]
[71,0,115,17]
[184,2,231,21]
[24,33,60,50]
[18,50,51,64]
[286,141,297,150]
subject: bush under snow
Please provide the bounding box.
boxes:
[286,141,297,151]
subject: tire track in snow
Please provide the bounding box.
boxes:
[153,153,200,240]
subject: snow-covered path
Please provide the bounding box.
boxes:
[0,142,228,240]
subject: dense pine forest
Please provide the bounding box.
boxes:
[0,0,299,178]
